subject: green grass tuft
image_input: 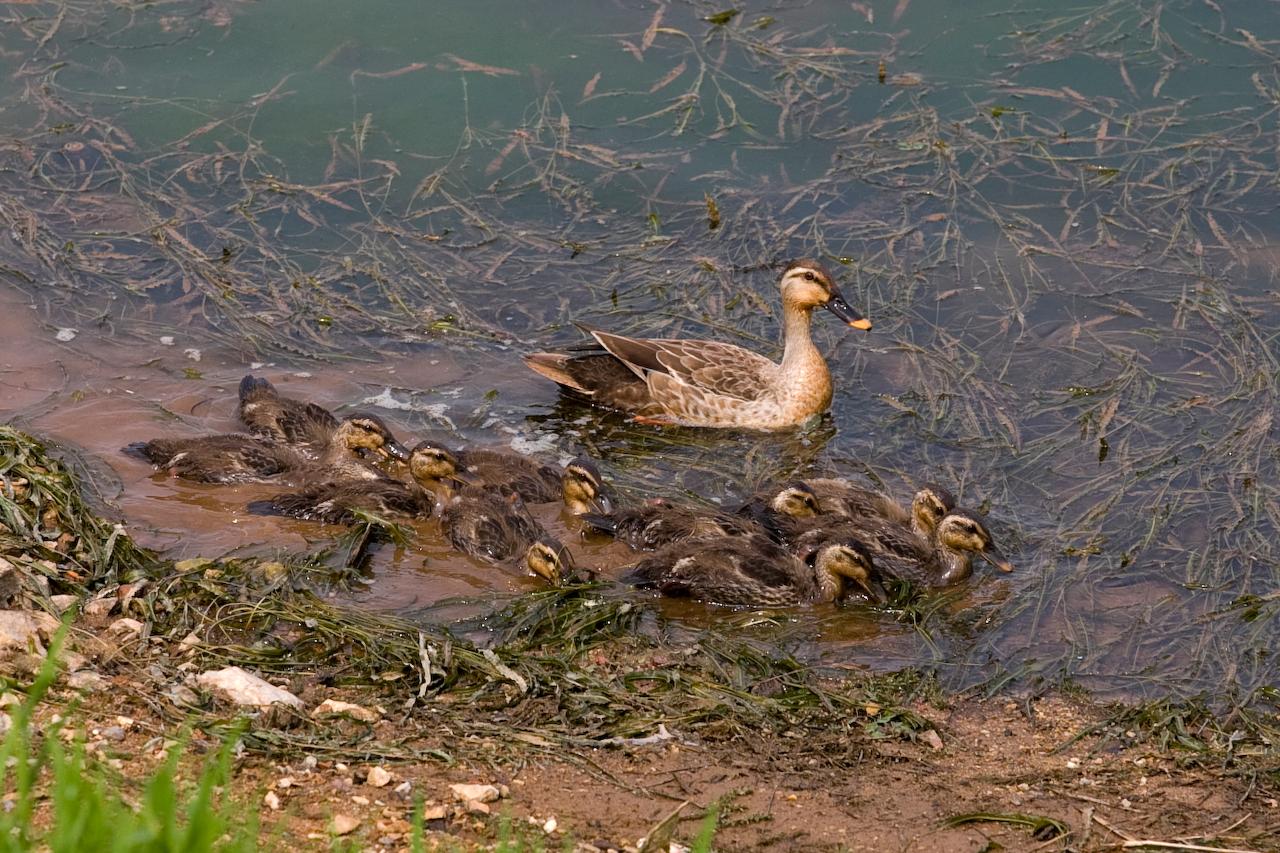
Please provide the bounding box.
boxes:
[0,625,258,852]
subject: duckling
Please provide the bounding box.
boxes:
[524,536,584,585]
[524,259,872,430]
[247,440,609,527]
[404,442,605,512]
[403,440,563,502]
[236,375,338,455]
[805,479,955,540]
[438,484,548,564]
[734,480,825,543]
[582,482,819,551]
[246,476,434,524]
[624,534,883,607]
[441,487,582,583]
[124,413,409,484]
[559,457,611,515]
[794,508,1013,588]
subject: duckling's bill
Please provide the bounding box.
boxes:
[824,291,872,330]
[983,544,1015,573]
[379,439,412,462]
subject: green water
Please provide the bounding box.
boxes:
[1,0,1278,712]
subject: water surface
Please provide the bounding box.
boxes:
[1,0,1278,710]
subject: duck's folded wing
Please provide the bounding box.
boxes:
[655,341,775,401]
[277,402,339,447]
[591,332,774,402]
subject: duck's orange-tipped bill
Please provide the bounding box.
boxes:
[824,292,871,330]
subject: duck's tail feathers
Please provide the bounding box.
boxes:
[524,353,592,395]
[246,498,287,517]
[620,565,656,588]
[122,441,158,463]
[238,374,276,403]
[578,513,619,537]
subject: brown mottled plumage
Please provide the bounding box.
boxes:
[524,260,872,430]
[793,508,1013,588]
[124,413,408,484]
[236,375,339,456]
[247,477,434,524]
[584,482,820,551]
[439,485,547,562]
[802,480,956,540]
[405,441,607,514]
[625,534,883,607]
[439,486,580,583]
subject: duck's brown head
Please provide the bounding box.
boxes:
[779,259,871,330]
[936,509,1014,576]
[333,413,410,461]
[561,457,610,515]
[912,483,957,538]
[770,481,821,518]
[524,536,579,585]
[407,440,463,484]
[813,539,885,603]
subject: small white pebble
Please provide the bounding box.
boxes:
[543,816,557,834]
[183,348,201,362]
[1065,758,1080,769]
[1120,798,1132,809]
[159,336,175,346]
[55,328,77,342]
[293,371,312,378]
[264,791,281,811]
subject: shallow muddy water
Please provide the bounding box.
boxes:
[1,0,1278,710]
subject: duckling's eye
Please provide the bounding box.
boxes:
[803,270,816,282]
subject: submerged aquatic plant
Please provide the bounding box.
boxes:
[0,0,1277,725]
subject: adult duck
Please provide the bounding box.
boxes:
[524,259,871,430]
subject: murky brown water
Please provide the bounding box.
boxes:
[0,281,927,664]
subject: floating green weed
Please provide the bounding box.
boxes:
[0,426,160,592]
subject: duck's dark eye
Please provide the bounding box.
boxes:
[803,271,816,282]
